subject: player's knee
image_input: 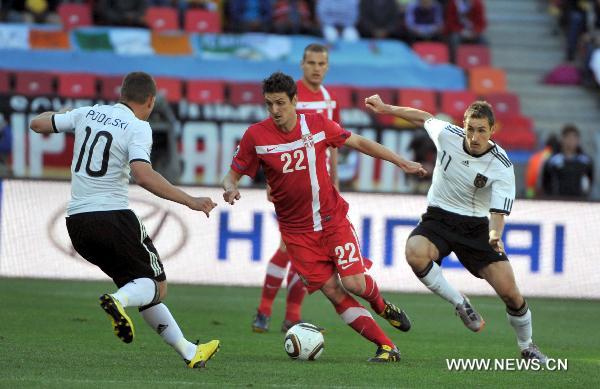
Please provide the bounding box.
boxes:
[320,280,344,304]
[340,276,365,295]
[405,241,430,269]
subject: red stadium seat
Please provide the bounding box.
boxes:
[325,85,353,109]
[439,90,477,123]
[469,66,507,94]
[412,41,449,64]
[353,87,395,109]
[0,70,10,94]
[186,80,225,104]
[184,9,221,33]
[99,75,123,100]
[456,44,490,69]
[15,72,54,96]
[58,73,96,98]
[397,89,437,113]
[483,92,521,118]
[57,3,92,30]
[146,6,179,32]
[493,116,536,150]
[228,82,263,105]
[155,77,183,103]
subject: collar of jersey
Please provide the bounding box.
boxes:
[116,101,135,115]
[462,139,497,158]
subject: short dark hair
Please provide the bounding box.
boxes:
[464,101,495,127]
[303,43,329,60]
[262,71,297,101]
[561,123,579,137]
[120,72,156,104]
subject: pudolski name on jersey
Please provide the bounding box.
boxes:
[85,109,129,129]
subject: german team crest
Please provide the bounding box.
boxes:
[474,173,488,188]
[302,133,314,148]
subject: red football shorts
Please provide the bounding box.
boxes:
[281,218,369,293]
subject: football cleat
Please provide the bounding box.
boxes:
[521,343,548,363]
[185,340,221,368]
[281,320,325,333]
[367,345,401,362]
[455,295,485,332]
[379,299,411,332]
[252,311,270,333]
[99,294,135,343]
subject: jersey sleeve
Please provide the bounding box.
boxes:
[128,123,153,164]
[231,129,259,178]
[52,107,88,133]
[489,167,516,215]
[323,115,351,148]
[424,117,464,148]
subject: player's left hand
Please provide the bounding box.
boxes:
[223,189,241,205]
[398,160,428,177]
[489,236,505,254]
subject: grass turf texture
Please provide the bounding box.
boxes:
[1,278,599,388]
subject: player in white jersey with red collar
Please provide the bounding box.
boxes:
[365,94,548,363]
[29,72,220,368]
[252,44,345,333]
[225,72,427,362]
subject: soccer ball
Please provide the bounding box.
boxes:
[284,323,324,361]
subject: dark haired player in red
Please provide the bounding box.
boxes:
[223,72,427,362]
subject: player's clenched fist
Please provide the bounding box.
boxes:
[398,159,428,177]
[188,197,217,217]
[223,189,241,205]
[364,94,387,114]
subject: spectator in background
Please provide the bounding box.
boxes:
[1,0,60,23]
[404,0,444,43]
[95,0,147,27]
[524,134,560,199]
[407,129,436,193]
[559,0,591,62]
[272,0,319,35]
[445,0,487,62]
[226,0,272,33]
[542,124,594,198]
[316,0,360,43]
[357,0,401,40]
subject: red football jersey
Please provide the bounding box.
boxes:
[296,80,341,124]
[232,113,351,233]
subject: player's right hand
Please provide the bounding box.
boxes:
[398,159,428,177]
[364,94,387,114]
[223,189,241,205]
[188,197,217,217]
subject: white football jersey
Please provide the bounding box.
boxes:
[424,117,515,217]
[53,103,152,216]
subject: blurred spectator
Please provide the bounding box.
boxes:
[1,0,60,23]
[316,0,360,43]
[559,0,591,62]
[148,94,181,183]
[445,0,487,62]
[582,0,600,86]
[226,0,272,33]
[524,134,560,198]
[404,0,444,43]
[95,0,147,27]
[542,124,594,198]
[357,0,401,40]
[272,0,319,35]
[408,129,435,193]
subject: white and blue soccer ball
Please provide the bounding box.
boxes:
[284,323,324,361]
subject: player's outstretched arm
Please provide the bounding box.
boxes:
[364,94,433,128]
[489,212,506,253]
[131,161,217,217]
[344,134,427,177]
[29,109,70,134]
[222,169,243,205]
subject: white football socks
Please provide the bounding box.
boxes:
[111,278,156,308]
[140,303,197,360]
[507,309,533,350]
[418,262,464,306]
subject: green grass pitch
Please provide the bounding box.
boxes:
[1,277,599,388]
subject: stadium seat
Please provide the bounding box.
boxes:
[58,73,96,98]
[493,116,536,150]
[456,44,491,69]
[353,87,395,109]
[57,3,92,30]
[439,90,477,123]
[155,77,183,103]
[15,72,54,96]
[99,75,123,100]
[0,70,10,94]
[228,82,263,105]
[325,85,353,109]
[146,6,179,32]
[469,67,507,94]
[185,9,221,33]
[397,89,437,113]
[186,80,225,104]
[412,42,449,64]
[483,92,521,118]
